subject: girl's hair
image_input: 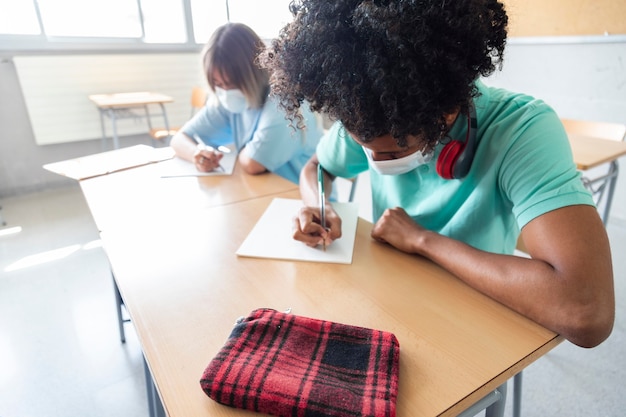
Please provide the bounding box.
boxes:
[202,23,269,109]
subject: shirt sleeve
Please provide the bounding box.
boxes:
[243,99,320,171]
[316,122,370,179]
[181,103,233,146]
[499,102,595,229]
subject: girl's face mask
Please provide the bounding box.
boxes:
[215,87,248,113]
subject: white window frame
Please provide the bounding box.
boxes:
[0,0,209,53]
[0,0,292,54]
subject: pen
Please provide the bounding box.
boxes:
[193,134,228,170]
[317,163,327,251]
[193,134,231,153]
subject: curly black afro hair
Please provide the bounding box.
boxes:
[260,0,508,149]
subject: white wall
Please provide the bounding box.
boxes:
[482,39,626,226]
[14,54,206,145]
[0,52,203,197]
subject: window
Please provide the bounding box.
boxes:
[0,0,40,35]
[142,0,187,43]
[0,0,293,52]
[37,0,142,38]
[227,0,293,40]
[190,0,228,45]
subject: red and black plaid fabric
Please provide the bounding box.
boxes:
[200,308,400,417]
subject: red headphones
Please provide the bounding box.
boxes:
[436,103,478,180]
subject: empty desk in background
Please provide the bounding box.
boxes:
[74,152,562,417]
[569,133,626,170]
[88,92,174,149]
[568,133,626,223]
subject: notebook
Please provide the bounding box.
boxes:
[159,144,237,177]
[236,198,359,264]
[43,145,175,180]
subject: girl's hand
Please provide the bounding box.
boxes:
[193,147,224,172]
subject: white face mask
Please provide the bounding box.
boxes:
[363,146,433,175]
[215,87,248,113]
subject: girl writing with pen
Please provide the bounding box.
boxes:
[170,23,322,184]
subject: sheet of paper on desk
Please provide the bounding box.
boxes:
[236,198,359,264]
[43,145,175,180]
[159,144,237,178]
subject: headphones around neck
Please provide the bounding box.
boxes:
[435,102,478,180]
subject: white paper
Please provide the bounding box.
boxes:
[159,144,237,177]
[236,198,359,264]
[43,144,175,180]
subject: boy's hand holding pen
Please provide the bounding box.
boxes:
[292,162,344,249]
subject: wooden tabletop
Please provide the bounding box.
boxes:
[88,91,174,109]
[80,162,298,232]
[81,161,562,417]
[569,133,626,170]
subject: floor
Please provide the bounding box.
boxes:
[0,182,624,417]
[0,186,147,417]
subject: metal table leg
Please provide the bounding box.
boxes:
[513,372,523,417]
[107,108,120,149]
[601,161,619,225]
[112,271,129,343]
[98,109,108,151]
[457,381,507,417]
[144,355,166,417]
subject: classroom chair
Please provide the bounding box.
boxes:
[561,118,626,225]
[149,86,208,142]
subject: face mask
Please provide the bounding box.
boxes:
[363,146,433,175]
[215,87,248,113]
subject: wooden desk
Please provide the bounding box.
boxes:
[80,162,298,233]
[80,162,562,417]
[89,92,174,149]
[569,133,626,170]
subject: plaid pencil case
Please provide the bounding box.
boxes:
[200,308,400,417]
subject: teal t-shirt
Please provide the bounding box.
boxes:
[316,81,594,254]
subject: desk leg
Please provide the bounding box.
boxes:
[158,103,172,146]
[111,271,128,344]
[513,372,523,417]
[144,355,166,417]
[144,105,158,147]
[108,108,120,149]
[98,109,108,151]
[485,382,507,417]
[457,381,507,417]
[144,104,172,147]
[158,103,171,134]
[602,161,619,225]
